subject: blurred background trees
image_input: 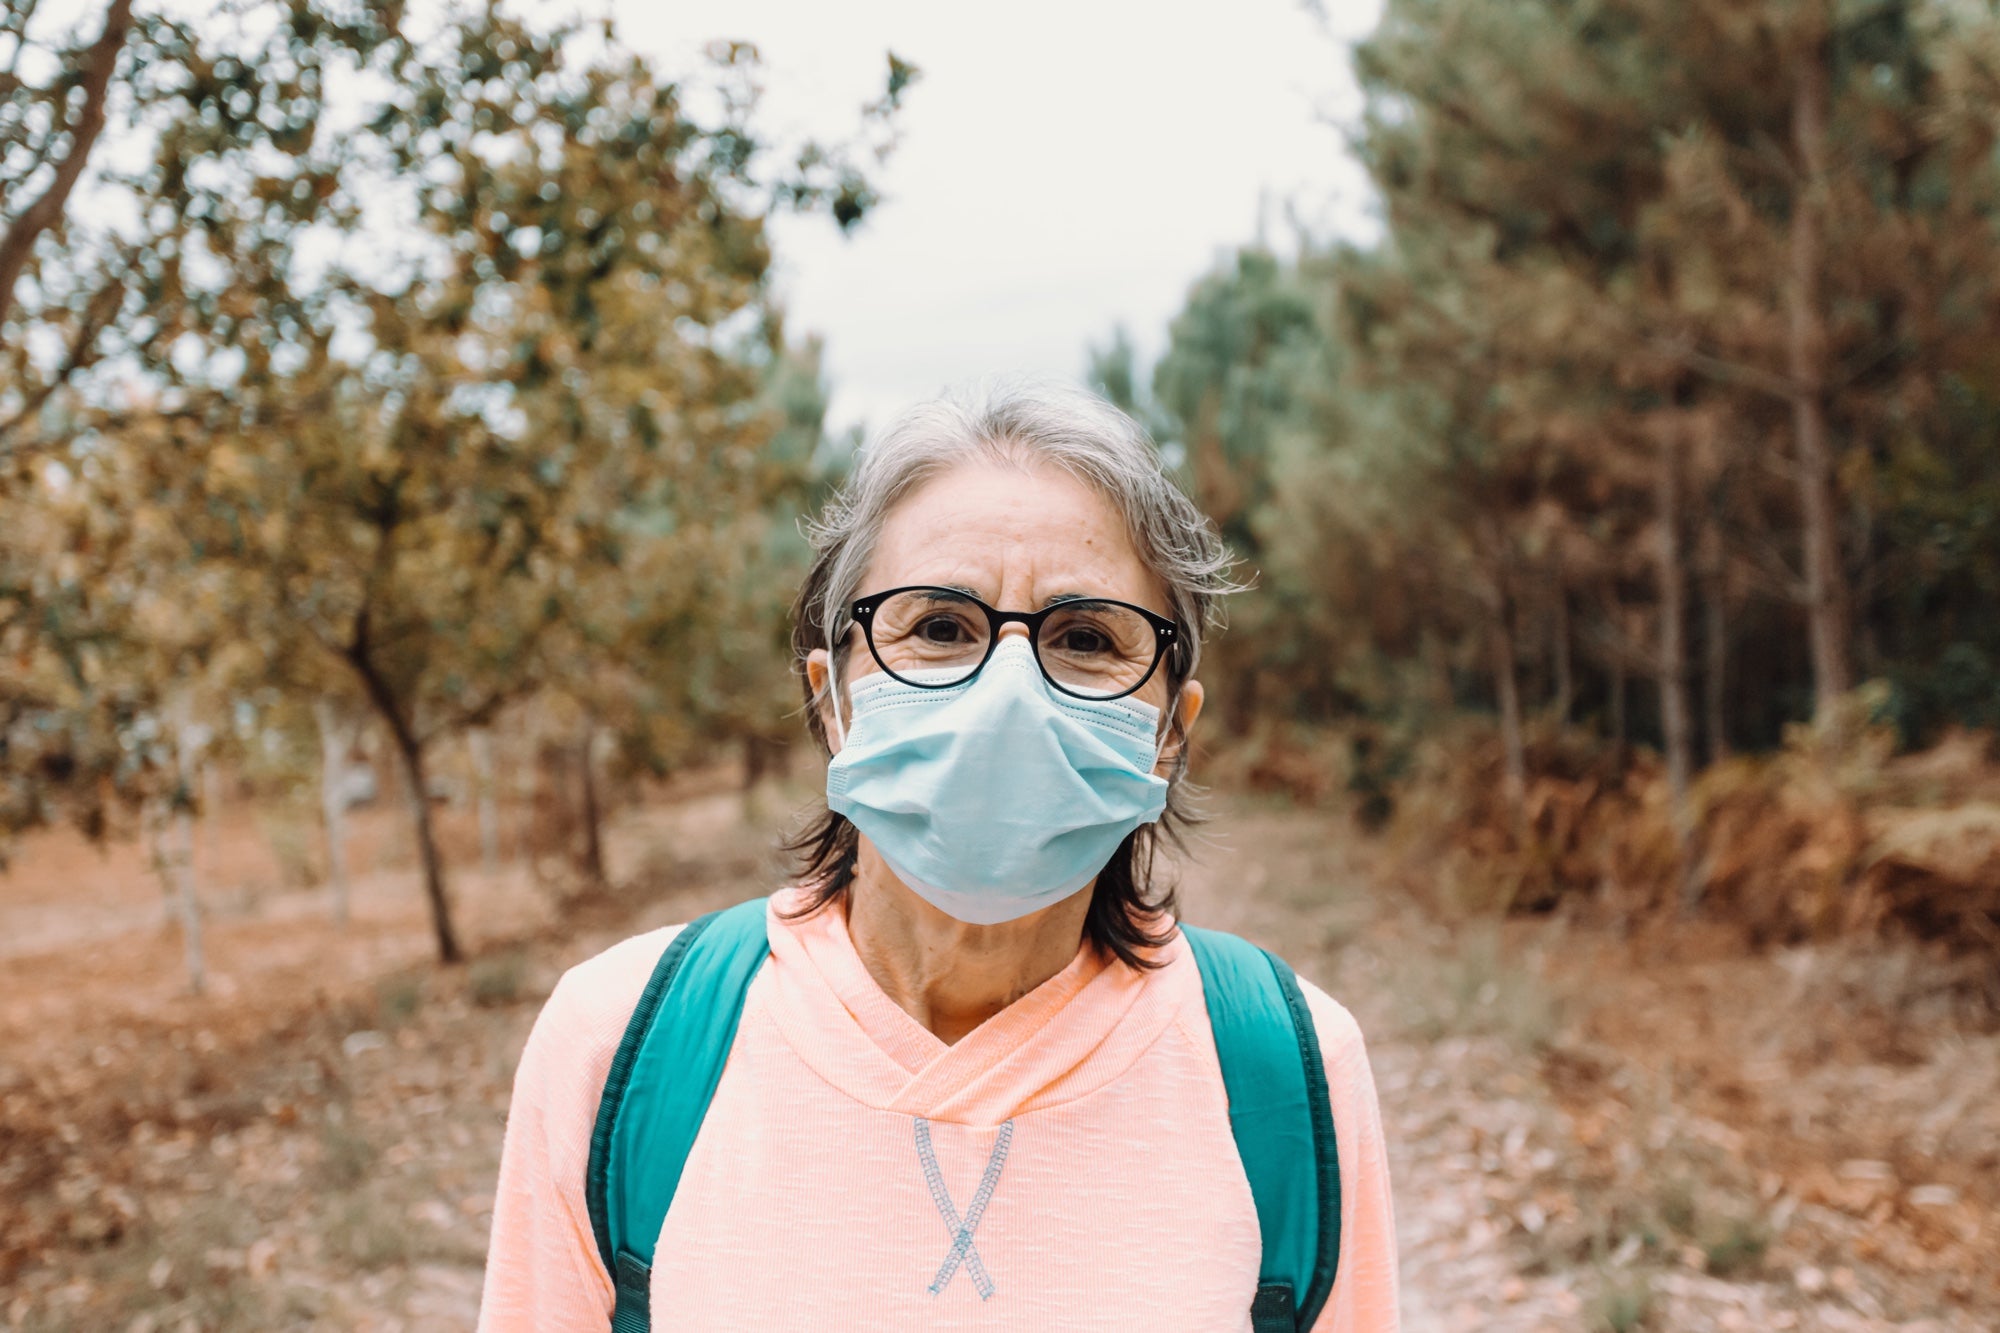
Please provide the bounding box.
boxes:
[10,8,1999,1323]
[1121,0,2000,936]
[6,0,2000,973]
[1,0,911,967]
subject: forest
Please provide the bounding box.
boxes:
[3,0,1997,1329]
[1095,0,2000,949]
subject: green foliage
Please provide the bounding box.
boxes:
[0,0,383,846]
[108,7,833,954]
[1128,0,2000,784]
[1,1,910,957]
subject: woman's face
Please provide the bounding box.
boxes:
[806,457,1204,772]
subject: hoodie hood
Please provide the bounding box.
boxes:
[759,887,1196,1126]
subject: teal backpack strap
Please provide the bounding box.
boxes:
[585,897,771,1333]
[1182,925,1342,1333]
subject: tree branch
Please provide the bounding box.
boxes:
[0,253,129,451]
[341,604,418,761]
[420,680,535,746]
[1646,333,1797,402]
[1740,533,1809,605]
[0,0,134,330]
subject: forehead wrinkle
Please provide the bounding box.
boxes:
[868,463,1164,615]
[896,584,1126,612]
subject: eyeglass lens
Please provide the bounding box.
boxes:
[866,588,1160,699]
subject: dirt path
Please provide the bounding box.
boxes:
[0,788,771,1332]
[1173,804,1994,1332]
[4,790,1993,1330]
[1171,806,1600,1330]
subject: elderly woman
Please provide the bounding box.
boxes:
[477,383,1399,1331]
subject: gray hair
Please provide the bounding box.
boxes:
[800,376,1237,700]
[781,378,1240,968]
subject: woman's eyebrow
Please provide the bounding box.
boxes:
[904,584,983,603]
[915,586,1115,609]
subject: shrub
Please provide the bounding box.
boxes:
[467,949,528,1007]
[1382,692,2000,958]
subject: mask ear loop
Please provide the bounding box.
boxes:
[1154,640,1191,773]
[1160,699,1178,773]
[824,624,847,749]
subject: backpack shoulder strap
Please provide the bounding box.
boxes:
[585,896,771,1333]
[1182,924,1342,1333]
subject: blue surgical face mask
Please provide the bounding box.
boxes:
[824,636,1171,925]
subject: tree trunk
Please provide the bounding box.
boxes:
[470,727,499,876]
[393,728,459,962]
[1488,595,1527,824]
[174,794,204,996]
[202,760,222,873]
[313,699,354,925]
[1423,628,1454,711]
[577,722,605,887]
[1655,435,1700,909]
[1610,646,1628,769]
[169,702,206,994]
[1787,34,1854,726]
[1704,564,1731,765]
[144,797,176,930]
[1552,584,1574,724]
[347,644,462,963]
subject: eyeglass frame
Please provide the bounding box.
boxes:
[841,584,1183,702]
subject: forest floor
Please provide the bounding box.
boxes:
[0,776,1994,1331]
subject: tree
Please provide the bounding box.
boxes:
[15,3,914,957]
[1337,0,2000,750]
[1113,1,2000,892]
[1147,247,1348,728]
[160,24,902,960]
[2,0,386,853]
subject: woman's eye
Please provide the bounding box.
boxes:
[918,616,967,643]
[1056,627,1111,655]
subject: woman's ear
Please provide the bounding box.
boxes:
[806,647,843,755]
[1155,678,1205,777]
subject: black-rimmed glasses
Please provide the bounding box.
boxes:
[844,585,1180,701]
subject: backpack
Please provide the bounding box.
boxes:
[584,896,1342,1332]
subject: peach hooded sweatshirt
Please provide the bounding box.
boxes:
[477,890,1399,1331]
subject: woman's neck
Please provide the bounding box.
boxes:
[844,841,1092,1046]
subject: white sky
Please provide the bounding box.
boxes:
[615,1,1385,435]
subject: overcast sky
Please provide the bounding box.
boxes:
[614,1,1385,435]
